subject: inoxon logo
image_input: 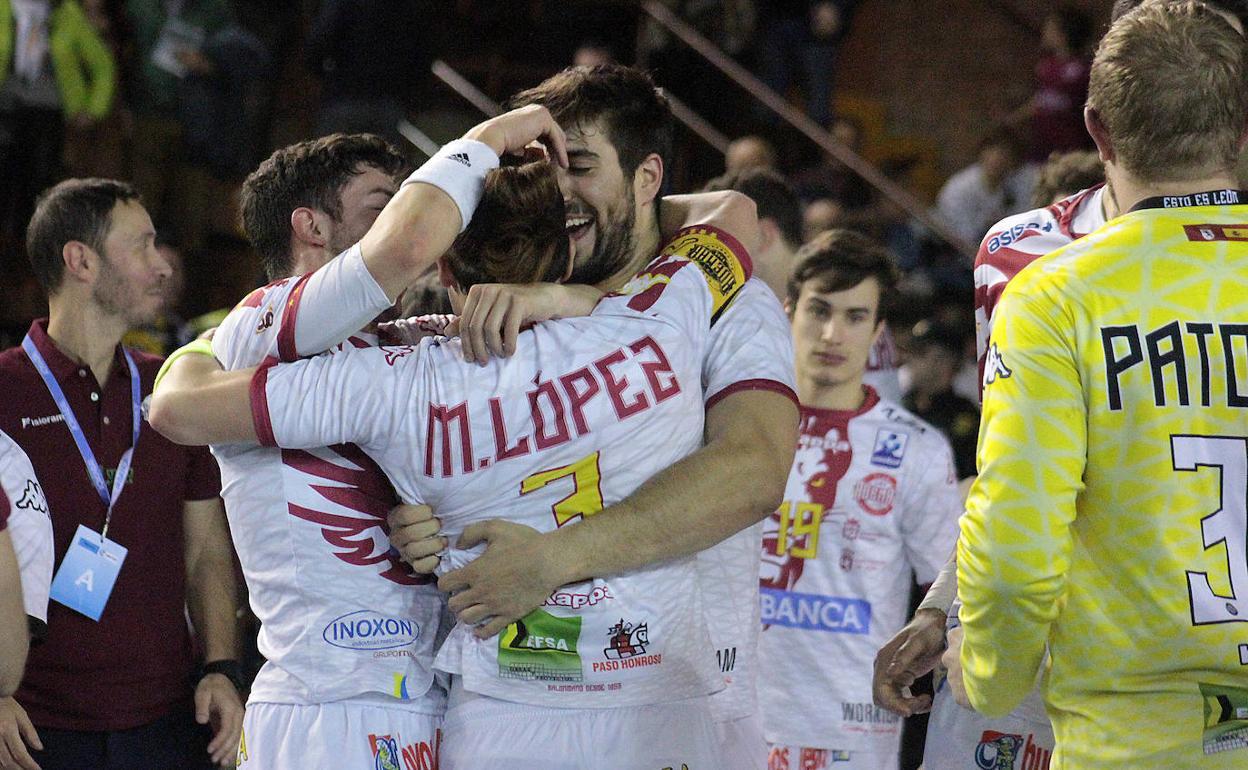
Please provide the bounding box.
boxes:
[322,610,419,651]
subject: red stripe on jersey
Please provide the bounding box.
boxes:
[706,378,799,412]
[276,273,315,362]
[0,485,8,530]
[250,357,278,447]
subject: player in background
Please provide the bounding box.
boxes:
[959,3,1248,766]
[760,230,962,770]
[150,160,765,767]
[408,66,798,769]
[0,431,51,705]
[164,107,590,770]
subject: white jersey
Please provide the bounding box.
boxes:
[211,244,447,706]
[758,390,961,752]
[0,429,52,632]
[695,277,799,724]
[252,226,758,709]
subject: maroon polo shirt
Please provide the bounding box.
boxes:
[0,319,222,731]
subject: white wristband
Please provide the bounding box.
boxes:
[401,139,500,233]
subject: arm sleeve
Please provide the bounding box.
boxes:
[212,243,391,370]
[703,280,798,410]
[899,433,963,584]
[0,439,53,626]
[957,283,1085,718]
[249,346,403,452]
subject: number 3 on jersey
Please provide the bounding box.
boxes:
[1171,435,1248,626]
[521,451,605,527]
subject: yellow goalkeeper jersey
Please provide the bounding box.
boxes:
[959,189,1248,769]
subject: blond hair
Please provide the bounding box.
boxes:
[1088,0,1247,182]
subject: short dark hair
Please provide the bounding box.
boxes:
[445,161,569,290]
[27,178,142,293]
[1113,0,1248,25]
[240,133,408,280]
[507,65,674,180]
[787,229,900,325]
[704,168,803,249]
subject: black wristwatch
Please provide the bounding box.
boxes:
[198,659,245,693]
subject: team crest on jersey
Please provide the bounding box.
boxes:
[369,734,402,770]
[870,429,908,468]
[854,473,896,516]
[604,618,649,659]
[975,731,1024,769]
[983,343,1013,386]
[15,479,47,515]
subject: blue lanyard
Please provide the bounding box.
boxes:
[22,335,141,540]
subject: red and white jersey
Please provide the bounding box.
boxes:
[211,243,447,707]
[0,429,52,631]
[757,390,961,751]
[252,227,788,709]
[695,276,800,724]
[974,185,1106,391]
[863,325,901,403]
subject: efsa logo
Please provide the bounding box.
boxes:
[976,731,1024,770]
[322,610,419,651]
[498,609,584,682]
[760,587,871,634]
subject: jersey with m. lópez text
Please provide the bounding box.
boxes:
[960,191,1248,768]
[211,244,447,707]
[758,389,961,752]
[253,226,757,709]
[0,429,52,632]
[975,185,1105,392]
[694,276,799,724]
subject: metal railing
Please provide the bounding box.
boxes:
[639,0,974,257]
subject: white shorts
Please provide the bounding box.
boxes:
[238,698,443,770]
[766,743,894,770]
[921,683,1054,770]
[442,680,723,769]
[717,711,767,770]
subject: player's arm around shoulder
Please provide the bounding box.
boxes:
[148,340,260,447]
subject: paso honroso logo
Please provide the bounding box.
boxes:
[323,610,420,651]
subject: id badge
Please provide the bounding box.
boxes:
[49,524,127,621]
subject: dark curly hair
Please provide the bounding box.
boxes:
[787,229,900,326]
[240,134,408,280]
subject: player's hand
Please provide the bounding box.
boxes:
[0,696,42,770]
[873,607,947,717]
[942,625,971,709]
[378,315,455,345]
[459,284,604,364]
[438,521,554,638]
[464,105,569,168]
[194,674,244,767]
[387,504,444,574]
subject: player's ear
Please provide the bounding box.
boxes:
[632,153,663,208]
[435,257,457,290]
[290,207,328,249]
[1084,107,1115,166]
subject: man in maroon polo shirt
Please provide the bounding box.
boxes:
[0,179,242,770]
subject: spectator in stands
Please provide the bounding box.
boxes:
[62,0,128,181]
[705,167,802,298]
[125,0,234,250]
[803,197,841,243]
[792,115,872,209]
[1016,5,1096,163]
[756,1,854,128]
[0,178,242,769]
[572,38,614,67]
[936,127,1031,250]
[1030,149,1103,207]
[725,135,777,174]
[0,0,115,242]
[306,0,429,145]
[902,320,979,480]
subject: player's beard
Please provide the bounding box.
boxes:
[568,193,637,287]
[93,256,163,327]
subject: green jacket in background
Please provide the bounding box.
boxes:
[0,0,117,119]
[126,0,232,116]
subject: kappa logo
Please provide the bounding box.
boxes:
[604,618,649,659]
[448,152,471,167]
[15,480,48,516]
[870,429,907,469]
[382,346,416,366]
[983,342,1013,386]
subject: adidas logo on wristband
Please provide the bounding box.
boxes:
[449,152,471,167]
